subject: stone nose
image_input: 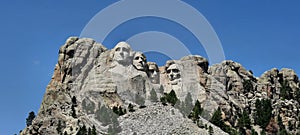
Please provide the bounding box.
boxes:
[170,70,174,74]
[153,70,157,75]
[120,52,124,57]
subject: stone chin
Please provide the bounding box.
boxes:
[168,78,182,85]
[115,59,132,66]
[134,64,146,71]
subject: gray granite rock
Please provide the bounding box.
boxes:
[21,37,300,135]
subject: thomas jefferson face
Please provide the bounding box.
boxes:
[167,64,181,81]
[113,42,131,65]
[133,52,147,71]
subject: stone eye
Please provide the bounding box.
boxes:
[149,69,154,73]
[172,69,179,73]
[123,48,129,52]
[135,56,140,60]
[115,47,120,51]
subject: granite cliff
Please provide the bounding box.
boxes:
[21,37,300,135]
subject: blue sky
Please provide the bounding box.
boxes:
[1,0,300,134]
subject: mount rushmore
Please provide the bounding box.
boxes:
[21,37,300,135]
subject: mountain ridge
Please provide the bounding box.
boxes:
[21,37,300,135]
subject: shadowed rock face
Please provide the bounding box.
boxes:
[147,62,160,84]
[21,37,300,135]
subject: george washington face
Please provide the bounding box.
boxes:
[113,42,132,65]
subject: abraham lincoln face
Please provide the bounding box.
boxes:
[167,64,181,81]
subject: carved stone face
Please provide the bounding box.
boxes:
[113,42,131,65]
[147,62,159,84]
[133,52,147,71]
[167,64,181,81]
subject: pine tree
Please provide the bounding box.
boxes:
[56,120,62,134]
[288,121,293,131]
[110,113,122,134]
[160,96,167,106]
[278,114,288,135]
[81,125,87,135]
[188,100,203,123]
[95,105,111,126]
[76,125,87,135]
[159,90,179,106]
[280,80,293,100]
[183,92,193,116]
[106,112,122,135]
[166,90,178,106]
[174,100,185,116]
[295,88,300,103]
[88,127,91,135]
[210,107,236,134]
[107,125,114,135]
[208,126,214,135]
[173,96,185,117]
[238,111,251,129]
[112,106,118,115]
[150,88,158,102]
[159,85,164,94]
[26,111,35,126]
[243,79,253,93]
[113,106,125,116]
[135,94,145,107]
[91,125,97,135]
[82,98,96,114]
[251,128,258,135]
[119,106,126,115]
[128,103,135,112]
[254,99,272,128]
[260,130,266,135]
[278,114,284,128]
[72,96,77,105]
[210,107,223,127]
[71,104,77,118]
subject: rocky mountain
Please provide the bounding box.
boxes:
[21,37,300,135]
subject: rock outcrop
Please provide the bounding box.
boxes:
[21,37,300,135]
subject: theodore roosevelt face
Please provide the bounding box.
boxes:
[147,62,160,84]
